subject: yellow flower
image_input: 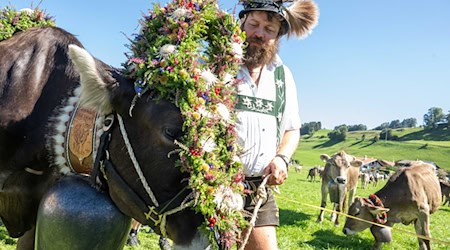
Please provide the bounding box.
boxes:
[192,112,201,120]
[202,163,210,172]
[160,75,168,84]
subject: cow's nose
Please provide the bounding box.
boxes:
[343,228,349,235]
[336,177,346,184]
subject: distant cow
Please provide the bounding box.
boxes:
[290,159,302,173]
[360,172,370,189]
[440,180,450,206]
[307,167,318,182]
[316,151,361,226]
[343,162,441,250]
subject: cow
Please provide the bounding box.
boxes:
[307,167,319,182]
[360,172,370,189]
[440,180,450,206]
[343,162,442,250]
[0,26,207,249]
[316,151,362,226]
[290,159,302,173]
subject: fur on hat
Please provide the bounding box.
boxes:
[239,0,319,39]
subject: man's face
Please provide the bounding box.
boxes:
[242,11,281,68]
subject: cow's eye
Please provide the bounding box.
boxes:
[163,127,180,140]
[353,208,360,216]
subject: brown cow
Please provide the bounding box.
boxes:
[440,180,450,206]
[360,172,370,189]
[307,167,319,182]
[343,162,441,250]
[316,151,362,226]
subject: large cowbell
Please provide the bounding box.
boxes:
[35,175,132,250]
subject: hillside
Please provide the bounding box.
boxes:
[294,127,450,170]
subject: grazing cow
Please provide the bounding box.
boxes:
[317,151,362,226]
[307,167,319,182]
[360,172,370,189]
[343,162,441,250]
[0,27,206,249]
[440,180,450,206]
[290,159,302,172]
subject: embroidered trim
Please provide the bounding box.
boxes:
[363,194,388,224]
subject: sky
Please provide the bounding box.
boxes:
[3,0,450,129]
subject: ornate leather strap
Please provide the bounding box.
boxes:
[65,105,98,174]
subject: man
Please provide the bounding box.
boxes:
[235,1,318,249]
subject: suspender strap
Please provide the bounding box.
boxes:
[235,66,286,146]
[274,66,286,146]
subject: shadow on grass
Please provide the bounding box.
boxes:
[303,229,372,249]
[279,208,311,227]
[439,207,450,213]
[360,141,377,148]
[350,140,363,147]
[313,140,341,149]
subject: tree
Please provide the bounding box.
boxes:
[328,124,348,141]
[401,118,417,128]
[348,124,367,132]
[373,122,389,130]
[388,120,401,129]
[300,121,322,136]
[423,107,445,129]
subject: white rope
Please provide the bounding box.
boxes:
[239,174,271,250]
[117,114,159,207]
[159,200,195,237]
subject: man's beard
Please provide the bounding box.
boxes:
[244,37,280,69]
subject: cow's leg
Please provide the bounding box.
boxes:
[347,187,357,210]
[414,204,431,250]
[316,183,328,223]
[16,226,35,250]
[330,203,338,224]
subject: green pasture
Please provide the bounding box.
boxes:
[1,127,449,249]
[1,168,449,249]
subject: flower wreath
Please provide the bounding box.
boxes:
[0,6,56,42]
[124,0,247,246]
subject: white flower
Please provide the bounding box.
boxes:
[201,137,217,153]
[198,107,212,118]
[213,185,244,213]
[171,7,189,21]
[216,103,230,123]
[159,44,177,59]
[223,73,234,84]
[20,8,34,16]
[231,42,244,59]
[201,69,218,89]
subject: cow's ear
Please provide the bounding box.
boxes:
[367,206,390,215]
[351,159,363,168]
[68,44,113,114]
[320,154,330,161]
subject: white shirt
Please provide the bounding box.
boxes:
[236,55,301,176]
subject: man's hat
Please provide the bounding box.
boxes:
[239,0,319,39]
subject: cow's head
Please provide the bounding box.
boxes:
[343,197,390,235]
[68,45,207,248]
[320,151,362,206]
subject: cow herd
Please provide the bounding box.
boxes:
[294,151,446,250]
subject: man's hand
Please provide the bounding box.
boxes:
[263,157,288,185]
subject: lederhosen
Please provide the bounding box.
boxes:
[236,66,286,226]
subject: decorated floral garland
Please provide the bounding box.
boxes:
[124,0,247,246]
[0,6,55,41]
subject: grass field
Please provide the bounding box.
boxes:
[1,127,449,249]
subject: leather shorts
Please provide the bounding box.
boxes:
[243,177,279,227]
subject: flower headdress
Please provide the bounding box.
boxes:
[0,6,55,41]
[124,0,247,247]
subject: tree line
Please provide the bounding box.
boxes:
[300,107,450,141]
